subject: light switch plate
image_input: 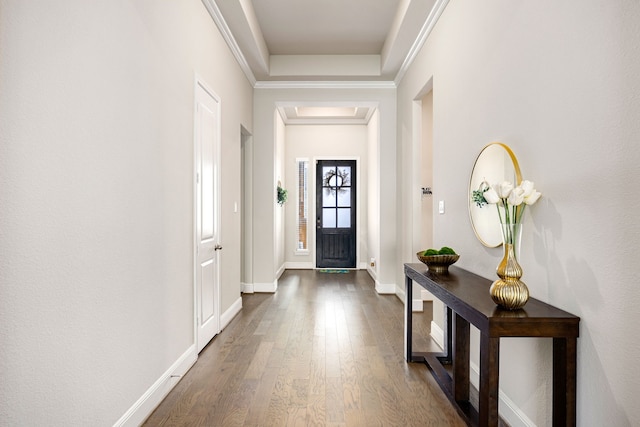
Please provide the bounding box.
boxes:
[438,200,445,214]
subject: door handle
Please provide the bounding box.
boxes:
[215,244,223,251]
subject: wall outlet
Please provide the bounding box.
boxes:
[438,200,445,214]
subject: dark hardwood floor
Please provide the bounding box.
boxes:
[143,269,465,426]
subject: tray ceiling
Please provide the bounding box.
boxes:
[206,0,444,84]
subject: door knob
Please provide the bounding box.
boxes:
[215,244,223,251]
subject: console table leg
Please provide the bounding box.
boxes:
[404,275,413,362]
[479,335,500,427]
[453,313,470,403]
[553,337,577,427]
[443,306,453,363]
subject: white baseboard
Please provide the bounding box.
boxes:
[276,263,285,279]
[468,362,536,427]
[358,261,367,270]
[366,266,377,282]
[244,280,278,293]
[499,388,538,427]
[430,321,444,350]
[115,298,244,427]
[221,296,242,330]
[114,345,197,427]
[375,280,396,294]
[254,281,277,293]
[284,261,314,269]
[394,287,422,313]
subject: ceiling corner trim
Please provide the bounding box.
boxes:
[201,0,257,86]
[394,0,450,86]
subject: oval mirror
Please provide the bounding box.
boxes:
[468,142,522,247]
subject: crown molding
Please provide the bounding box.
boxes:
[254,80,397,90]
[201,0,257,86]
[394,0,450,85]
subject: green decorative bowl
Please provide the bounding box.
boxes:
[416,252,460,273]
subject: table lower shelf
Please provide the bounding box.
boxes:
[410,351,479,427]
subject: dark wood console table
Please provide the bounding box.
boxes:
[404,263,579,427]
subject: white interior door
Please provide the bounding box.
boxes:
[195,80,221,353]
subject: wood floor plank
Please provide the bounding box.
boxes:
[142,270,465,427]
[242,369,279,426]
[285,406,308,427]
[340,349,366,426]
[265,372,290,426]
[308,335,326,396]
[253,319,272,336]
[325,377,345,424]
[244,341,275,379]
[305,393,326,427]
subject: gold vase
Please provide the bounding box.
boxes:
[489,222,529,310]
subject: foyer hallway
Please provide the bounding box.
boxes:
[143,270,465,426]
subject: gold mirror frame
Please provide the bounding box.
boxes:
[468,142,522,247]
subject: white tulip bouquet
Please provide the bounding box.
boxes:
[472,180,542,245]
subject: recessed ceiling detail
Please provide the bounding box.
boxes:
[295,107,358,118]
[278,103,376,125]
[252,0,399,55]
[205,0,447,84]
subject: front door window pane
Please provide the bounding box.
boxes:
[323,208,336,228]
[323,190,336,208]
[323,167,335,186]
[338,167,351,187]
[337,188,351,207]
[337,208,350,228]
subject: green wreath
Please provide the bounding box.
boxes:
[277,185,288,206]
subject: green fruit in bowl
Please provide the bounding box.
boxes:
[438,247,456,255]
[423,249,439,256]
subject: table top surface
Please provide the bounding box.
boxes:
[405,263,580,336]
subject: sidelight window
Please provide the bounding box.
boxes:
[296,159,309,252]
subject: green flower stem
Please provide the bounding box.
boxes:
[496,199,526,246]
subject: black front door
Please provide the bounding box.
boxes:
[316,160,356,268]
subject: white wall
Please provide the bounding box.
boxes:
[397,0,640,425]
[367,110,381,280]
[0,0,252,424]
[419,91,434,252]
[275,112,286,277]
[283,125,369,268]
[241,129,253,289]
